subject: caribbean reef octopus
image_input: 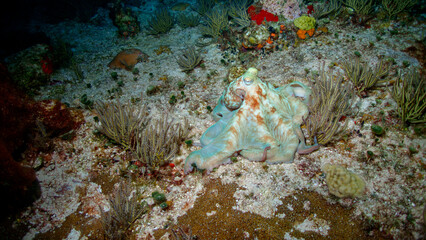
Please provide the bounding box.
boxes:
[184,68,319,174]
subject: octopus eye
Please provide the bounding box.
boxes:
[243,77,253,85]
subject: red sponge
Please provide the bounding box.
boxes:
[248,6,279,25]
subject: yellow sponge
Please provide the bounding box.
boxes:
[294,15,316,30]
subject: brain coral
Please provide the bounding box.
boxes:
[322,164,366,198]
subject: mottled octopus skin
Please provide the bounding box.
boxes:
[184,68,318,174]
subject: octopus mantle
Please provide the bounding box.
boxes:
[184,68,318,174]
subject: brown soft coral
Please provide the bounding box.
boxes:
[108,48,149,70]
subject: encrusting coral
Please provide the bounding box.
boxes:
[184,68,319,174]
[322,164,366,198]
[108,49,149,71]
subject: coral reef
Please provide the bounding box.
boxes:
[241,24,272,49]
[184,68,319,173]
[5,44,53,95]
[9,1,426,239]
[108,49,149,70]
[110,5,140,37]
[322,164,366,198]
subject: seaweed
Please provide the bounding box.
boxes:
[312,0,342,20]
[176,47,202,72]
[146,8,174,35]
[304,65,353,145]
[193,0,216,16]
[341,0,374,15]
[170,225,198,240]
[200,5,229,38]
[131,115,189,174]
[229,0,252,28]
[94,100,189,174]
[99,182,147,240]
[341,58,390,97]
[341,0,375,25]
[93,100,150,149]
[70,58,84,83]
[177,13,201,28]
[391,69,425,124]
[381,0,418,20]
